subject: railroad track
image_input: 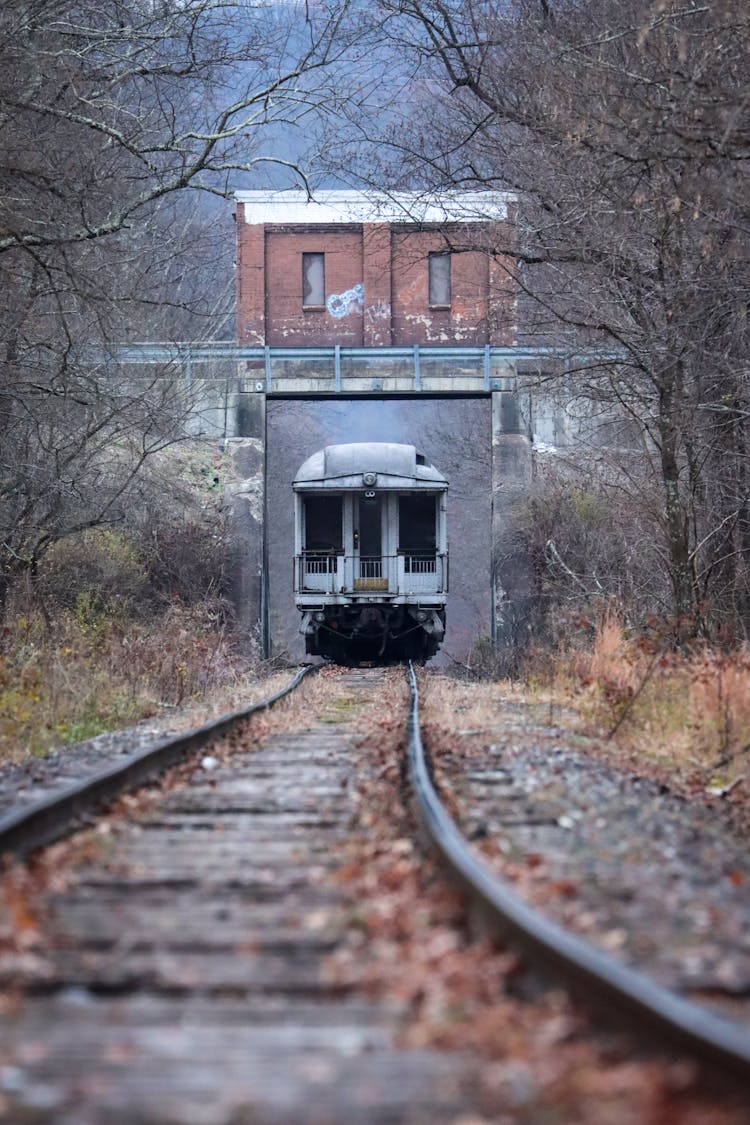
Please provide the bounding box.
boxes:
[1,662,749,1122]
[406,663,750,1085]
[0,666,485,1123]
[0,665,316,860]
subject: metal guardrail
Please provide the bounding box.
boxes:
[0,665,317,860]
[405,663,750,1082]
[106,342,626,394]
[113,343,584,363]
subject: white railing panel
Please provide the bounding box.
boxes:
[296,554,447,597]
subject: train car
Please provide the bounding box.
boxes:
[293,442,448,663]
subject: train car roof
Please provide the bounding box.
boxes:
[293,442,447,489]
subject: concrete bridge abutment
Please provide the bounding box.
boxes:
[225,382,533,663]
[225,393,266,656]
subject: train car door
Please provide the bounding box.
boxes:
[354,491,387,589]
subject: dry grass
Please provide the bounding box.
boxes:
[472,608,750,810]
[426,609,750,809]
[0,600,273,764]
[553,613,750,784]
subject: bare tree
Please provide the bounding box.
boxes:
[0,0,353,254]
[363,0,750,637]
[0,0,355,620]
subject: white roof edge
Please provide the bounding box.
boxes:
[293,442,447,486]
[234,190,515,225]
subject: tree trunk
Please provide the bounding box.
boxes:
[0,572,10,630]
[658,379,696,635]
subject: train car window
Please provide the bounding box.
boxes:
[399,495,437,554]
[302,252,325,308]
[304,495,342,551]
[428,252,451,308]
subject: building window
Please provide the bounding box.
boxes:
[428,251,451,307]
[302,252,325,308]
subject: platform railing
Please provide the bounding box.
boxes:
[295,552,448,596]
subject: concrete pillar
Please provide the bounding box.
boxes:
[225,392,267,654]
[491,388,533,652]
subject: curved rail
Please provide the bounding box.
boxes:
[406,662,750,1082]
[0,664,317,860]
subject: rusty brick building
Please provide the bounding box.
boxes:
[234,190,517,348]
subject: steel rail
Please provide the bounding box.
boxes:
[0,665,317,861]
[405,662,750,1082]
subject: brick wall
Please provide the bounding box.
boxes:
[362,223,392,346]
[263,227,364,346]
[236,205,265,345]
[236,214,517,346]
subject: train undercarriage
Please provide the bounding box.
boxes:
[301,603,445,664]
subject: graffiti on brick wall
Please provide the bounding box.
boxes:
[326,283,364,318]
[365,300,391,327]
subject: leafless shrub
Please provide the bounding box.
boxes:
[28,443,230,624]
[497,456,669,647]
